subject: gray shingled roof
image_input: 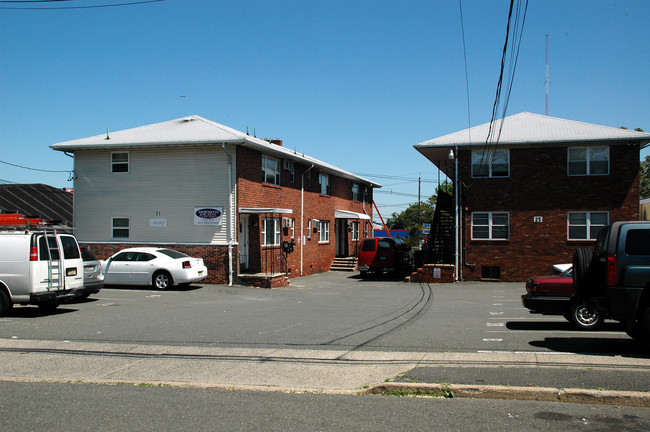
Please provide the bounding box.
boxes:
[51,115,381,188]
[0,184,73,226]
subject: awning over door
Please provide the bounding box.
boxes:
[334,210,370,220]
[239,208,293,214]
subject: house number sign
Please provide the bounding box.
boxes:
[533,216,543,223]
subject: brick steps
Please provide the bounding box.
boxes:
[330,257,358,272]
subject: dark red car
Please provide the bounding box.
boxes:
[521,267,604,330]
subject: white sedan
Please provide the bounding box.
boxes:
[102,247,208,289]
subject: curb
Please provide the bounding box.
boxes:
[365,382,650,407]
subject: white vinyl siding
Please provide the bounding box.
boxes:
[73,147,235,244]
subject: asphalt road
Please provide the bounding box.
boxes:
[1,381,648,432]
[1,272,649,429]
[0,271,644,356]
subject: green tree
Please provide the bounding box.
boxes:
[386,182,453,230]
[641,155,650,199]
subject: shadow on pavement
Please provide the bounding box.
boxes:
[529,337,650,358]
[506,321,623,332]
[5,306,78,319]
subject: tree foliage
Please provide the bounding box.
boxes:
[641,155,650,199]
[385,182,453,230]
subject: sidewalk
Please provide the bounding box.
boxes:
[0,338,649,406]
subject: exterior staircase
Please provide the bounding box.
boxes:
[330,257,358,272]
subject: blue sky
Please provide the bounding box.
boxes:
[1,0,649,218]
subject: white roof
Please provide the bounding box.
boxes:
[51,115,381,188]
[415,112,650,177]
[415,112,650,148]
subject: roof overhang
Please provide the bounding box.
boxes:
[334,210,371,220]
[239,208,293,215]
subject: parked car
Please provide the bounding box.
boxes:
[358,237,412,278]
[573,221,650,348]
[102,247,208,290]
[0,229,84,315]
[521,266,604,330]
[78,247,104,299]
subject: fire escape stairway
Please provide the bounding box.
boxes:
[426,191,454,265]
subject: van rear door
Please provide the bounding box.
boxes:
[58,234,84,290]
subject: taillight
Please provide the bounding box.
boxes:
[30,246,39,261]
[526,280,538,294]
[607,255,617,286]
[182,261,191,269]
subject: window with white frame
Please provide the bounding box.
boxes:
[351,221,360,240]
[262,156,281,185]
[319,220,330,243]
[307,219,312,239]
[261,217,281,246]
[112,217,130,238]
[352,183,360,201]
[111,152,129,173]
[319,173,330,195]
[471,212,509,240]
[568,211,609,240]
[284,160,295,183]
[471,149,509,178]
[568,146,609,176]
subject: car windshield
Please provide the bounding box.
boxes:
[158,249,189,259]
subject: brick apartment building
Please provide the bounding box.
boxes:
[51,115,379,287]
[415,112,650,282]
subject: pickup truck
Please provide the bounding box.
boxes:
[573,221,650,349]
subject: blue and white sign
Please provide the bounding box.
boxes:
[194,206,223,226]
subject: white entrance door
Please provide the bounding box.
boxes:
[239,214,250,270]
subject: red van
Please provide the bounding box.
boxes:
[357,237,412,278]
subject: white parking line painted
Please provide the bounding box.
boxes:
[486,322,505,327]
[483,338,504,342]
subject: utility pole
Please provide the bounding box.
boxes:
[545,34,550,116]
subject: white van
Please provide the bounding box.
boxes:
[0,229,84,315]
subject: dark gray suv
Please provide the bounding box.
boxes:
[573,221,650,349]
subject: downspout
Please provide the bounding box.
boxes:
[454,145,460,282]
[222,142,234,286]
[300,164,315,276]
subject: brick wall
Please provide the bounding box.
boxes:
[82,242,232,285]
[237,146,373,278]
[458,143,640,281]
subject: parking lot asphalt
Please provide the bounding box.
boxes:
[1,275,649,406]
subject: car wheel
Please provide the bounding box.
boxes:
[572,248,593,298]
[569,302,603,331]
[0,289,12,316]
[153,271,173,290]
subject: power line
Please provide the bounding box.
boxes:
[0,0,165,9]
[0,159,71,173]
